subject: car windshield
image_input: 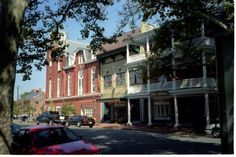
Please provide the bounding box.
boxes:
[33,127,80,148]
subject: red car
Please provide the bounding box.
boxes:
[11,125,99,154]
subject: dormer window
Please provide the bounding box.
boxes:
[78,55,84,64]
[58,61,61,71]
[68,54,74,66]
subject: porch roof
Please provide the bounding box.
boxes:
[99,98,127,103]
[169,87,218,96]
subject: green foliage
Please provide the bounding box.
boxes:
[119,0,233,77]
[17,0,118,80]
[14,98,34,116]
[61,102,75,116]
[40,103,45,113]
[13,101,18,116]
[19,92,31,99]
[49,100,55,111]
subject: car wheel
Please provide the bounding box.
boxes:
[49,120,54,125]
[212,127,220,138]
[65,122,70,127]
[89,125,93,128]
[77,122,81,127]
[36,121,40,125]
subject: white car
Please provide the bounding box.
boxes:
[205,123,220,138]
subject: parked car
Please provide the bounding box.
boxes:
[65,115,95,128]
[11,125,99,154]
[36,111,65,125]
[11,123,21,136]
[206,123,221,138]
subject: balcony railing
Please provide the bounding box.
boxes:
[150,82,172,92]
[176,78,203,89]
[128,77,217,94]
[127,53,146,64]
[207,78,217,88]
[129,84,147,94]
[175,77,217,89]
[192,37,215,47]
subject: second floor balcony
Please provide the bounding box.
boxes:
[128,77,217,95]
[127,53,146,64]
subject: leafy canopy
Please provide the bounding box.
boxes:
[118,0,233,74]
[18,0,118,80]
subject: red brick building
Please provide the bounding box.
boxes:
[45,38,101,121]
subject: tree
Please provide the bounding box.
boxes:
[61,102,75,117]
[118,0,233,73]
[13,95,34,117]
[40,103,45,113]
[0,0,118,154]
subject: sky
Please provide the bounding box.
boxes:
[14,1,131,100]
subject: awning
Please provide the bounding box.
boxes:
[99,98,127,104]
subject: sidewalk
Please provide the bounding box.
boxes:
[95,123,207,136]
[14,120,207,136]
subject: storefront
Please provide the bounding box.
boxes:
[101,99,127,123]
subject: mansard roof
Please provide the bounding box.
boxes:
[96,28,140,58]
[66,40,89,55]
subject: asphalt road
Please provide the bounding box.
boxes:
[71,126,221,154]
[16,121,221,154]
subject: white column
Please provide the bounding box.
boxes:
[127,68,130,94]
[146,36,150,53]
[147,63,150,92]
[147,96,152,126]
[205,93,210,129]
[202,51,207,87]
[126,44,130,62]
[171,35,176,90]
[174,95,179,128]
[126,44,130,94]
[201,23,207,87]
[172,57,176,90]
[146,36,152,126]
[127,98,132,125]
[139,99,144,122]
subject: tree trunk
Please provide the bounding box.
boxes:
[0,0,27,154]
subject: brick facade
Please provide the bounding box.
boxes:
[45,40,101,121]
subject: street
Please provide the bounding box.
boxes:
[17,122,221,154]
[71,126,220,154]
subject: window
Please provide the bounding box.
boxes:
[49,79,52,98]
[78,70,83,95]
[153,99,171,120]
[66,54,74,66]
[130,70,142,85]
[58,61,61,71]
[33,128,78,148]
[49,61,52,67]
[116,73,125,86]
[84,108,93,117]
[78,55,84,64]
[13,130,31,147]
[91,68,96,93]
[68,75,72,96]
[104,75,112,87]
[57,77,61,97]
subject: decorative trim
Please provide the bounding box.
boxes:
[45,93,101,102]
